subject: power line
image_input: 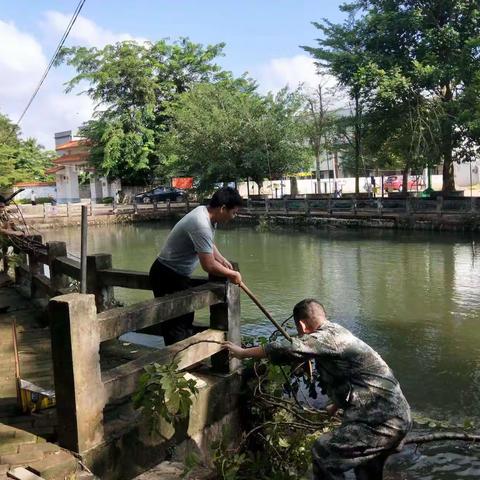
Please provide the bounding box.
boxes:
[15,0,87,127]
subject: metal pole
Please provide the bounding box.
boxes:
[80,205,88,293]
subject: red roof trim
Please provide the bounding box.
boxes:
[56,139,91,151]
[14,181,56,187]
[54,153,89,165]
[45,166,64,174]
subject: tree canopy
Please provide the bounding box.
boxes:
[0,113,56,189]
[164,80,311,191]
[304,0,480,191]
[57,38,229,184]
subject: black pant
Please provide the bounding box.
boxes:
[148,259,194,346]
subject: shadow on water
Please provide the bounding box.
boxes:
[44,222,480,479]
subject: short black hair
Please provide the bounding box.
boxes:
[293,299,325,325]
[209,187,243,209]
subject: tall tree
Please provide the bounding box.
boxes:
[0,113,55,189]
[301,76,341,193]
[57,39,228,184]
[164,81,310,191]
[303,8,370,193]
[306,0,480,192]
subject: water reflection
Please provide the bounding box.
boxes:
[44,223,480,479]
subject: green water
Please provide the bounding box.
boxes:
[44,222,480,479]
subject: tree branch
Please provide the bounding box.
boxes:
[405,432,480,445]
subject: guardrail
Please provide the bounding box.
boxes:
[6,199,197,219]
[242,196,480,216]
[2,236,240,454]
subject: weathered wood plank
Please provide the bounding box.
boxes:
[102,329,225,401]
[53,256,81,280]
[98,269,151,290]
[98,268,208,290]
[97,282,226,342]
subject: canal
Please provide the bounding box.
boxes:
[44,222,480,479]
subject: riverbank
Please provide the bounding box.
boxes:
[237,211,480,232]
[9,197,480,232]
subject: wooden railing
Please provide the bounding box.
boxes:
[243,196,480,216]
[5,236,240,454]
[5,199,197,219]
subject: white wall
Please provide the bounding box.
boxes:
[13,185,56,200]
[454,160,480,187]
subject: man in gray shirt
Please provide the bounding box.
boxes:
[149,187,242,345]
[223,299,411,479]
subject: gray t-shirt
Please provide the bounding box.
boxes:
[158,206,215,276]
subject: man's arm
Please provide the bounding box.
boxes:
[212,244,233,269]
[198,252,242,285]
[222,341,266,359]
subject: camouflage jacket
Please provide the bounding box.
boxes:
[264,322,411,426]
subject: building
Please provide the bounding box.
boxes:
[46,131,120,203]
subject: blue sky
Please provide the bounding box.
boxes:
[0,1,346,147]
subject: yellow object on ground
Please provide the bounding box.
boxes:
[18,379,55,413]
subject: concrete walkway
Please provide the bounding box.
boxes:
[0,283,84,479]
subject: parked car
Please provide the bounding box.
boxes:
[384,175,425,192]
[134,186,185,203]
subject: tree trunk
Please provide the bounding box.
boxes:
[354,91,361,194]
[315,148,322,195]
[440,84,456,192]
[402,169,409,194]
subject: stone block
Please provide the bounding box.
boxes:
[12,432,37,445]
[7,466,45,480]
[0,442,19,455]
[27,451,77,480]
[18,444,59,455]
[0,448,44,466]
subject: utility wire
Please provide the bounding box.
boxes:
[16,0,87,126]
[1,0,87,145]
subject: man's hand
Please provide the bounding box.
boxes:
[222,341,245,359]
[219,257,233,269]
[227,270,242,285]
[326,404,339,417]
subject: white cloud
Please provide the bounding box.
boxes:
[0,20,47,97]
[41,11,146,48]
[0,13,147,149]
[252,54,338,93]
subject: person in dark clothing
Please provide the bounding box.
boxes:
[149,187,243,345]
[223,299,411,480]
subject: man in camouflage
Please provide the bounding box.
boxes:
[223,298,411,480]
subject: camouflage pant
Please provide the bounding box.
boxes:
[311,418,410,480]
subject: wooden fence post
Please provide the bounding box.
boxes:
[283,197,288,213]
[436,195,443,216]
[167,199,171,214]
[47,241,68,292]
[1,246,8,273]
[49,293,105,453]
[304,198,310,215]
[27,235,43,276]
[87,253,114,312]
[209,263,241,373]
[405,197,412,214]
[350,198,356,215]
